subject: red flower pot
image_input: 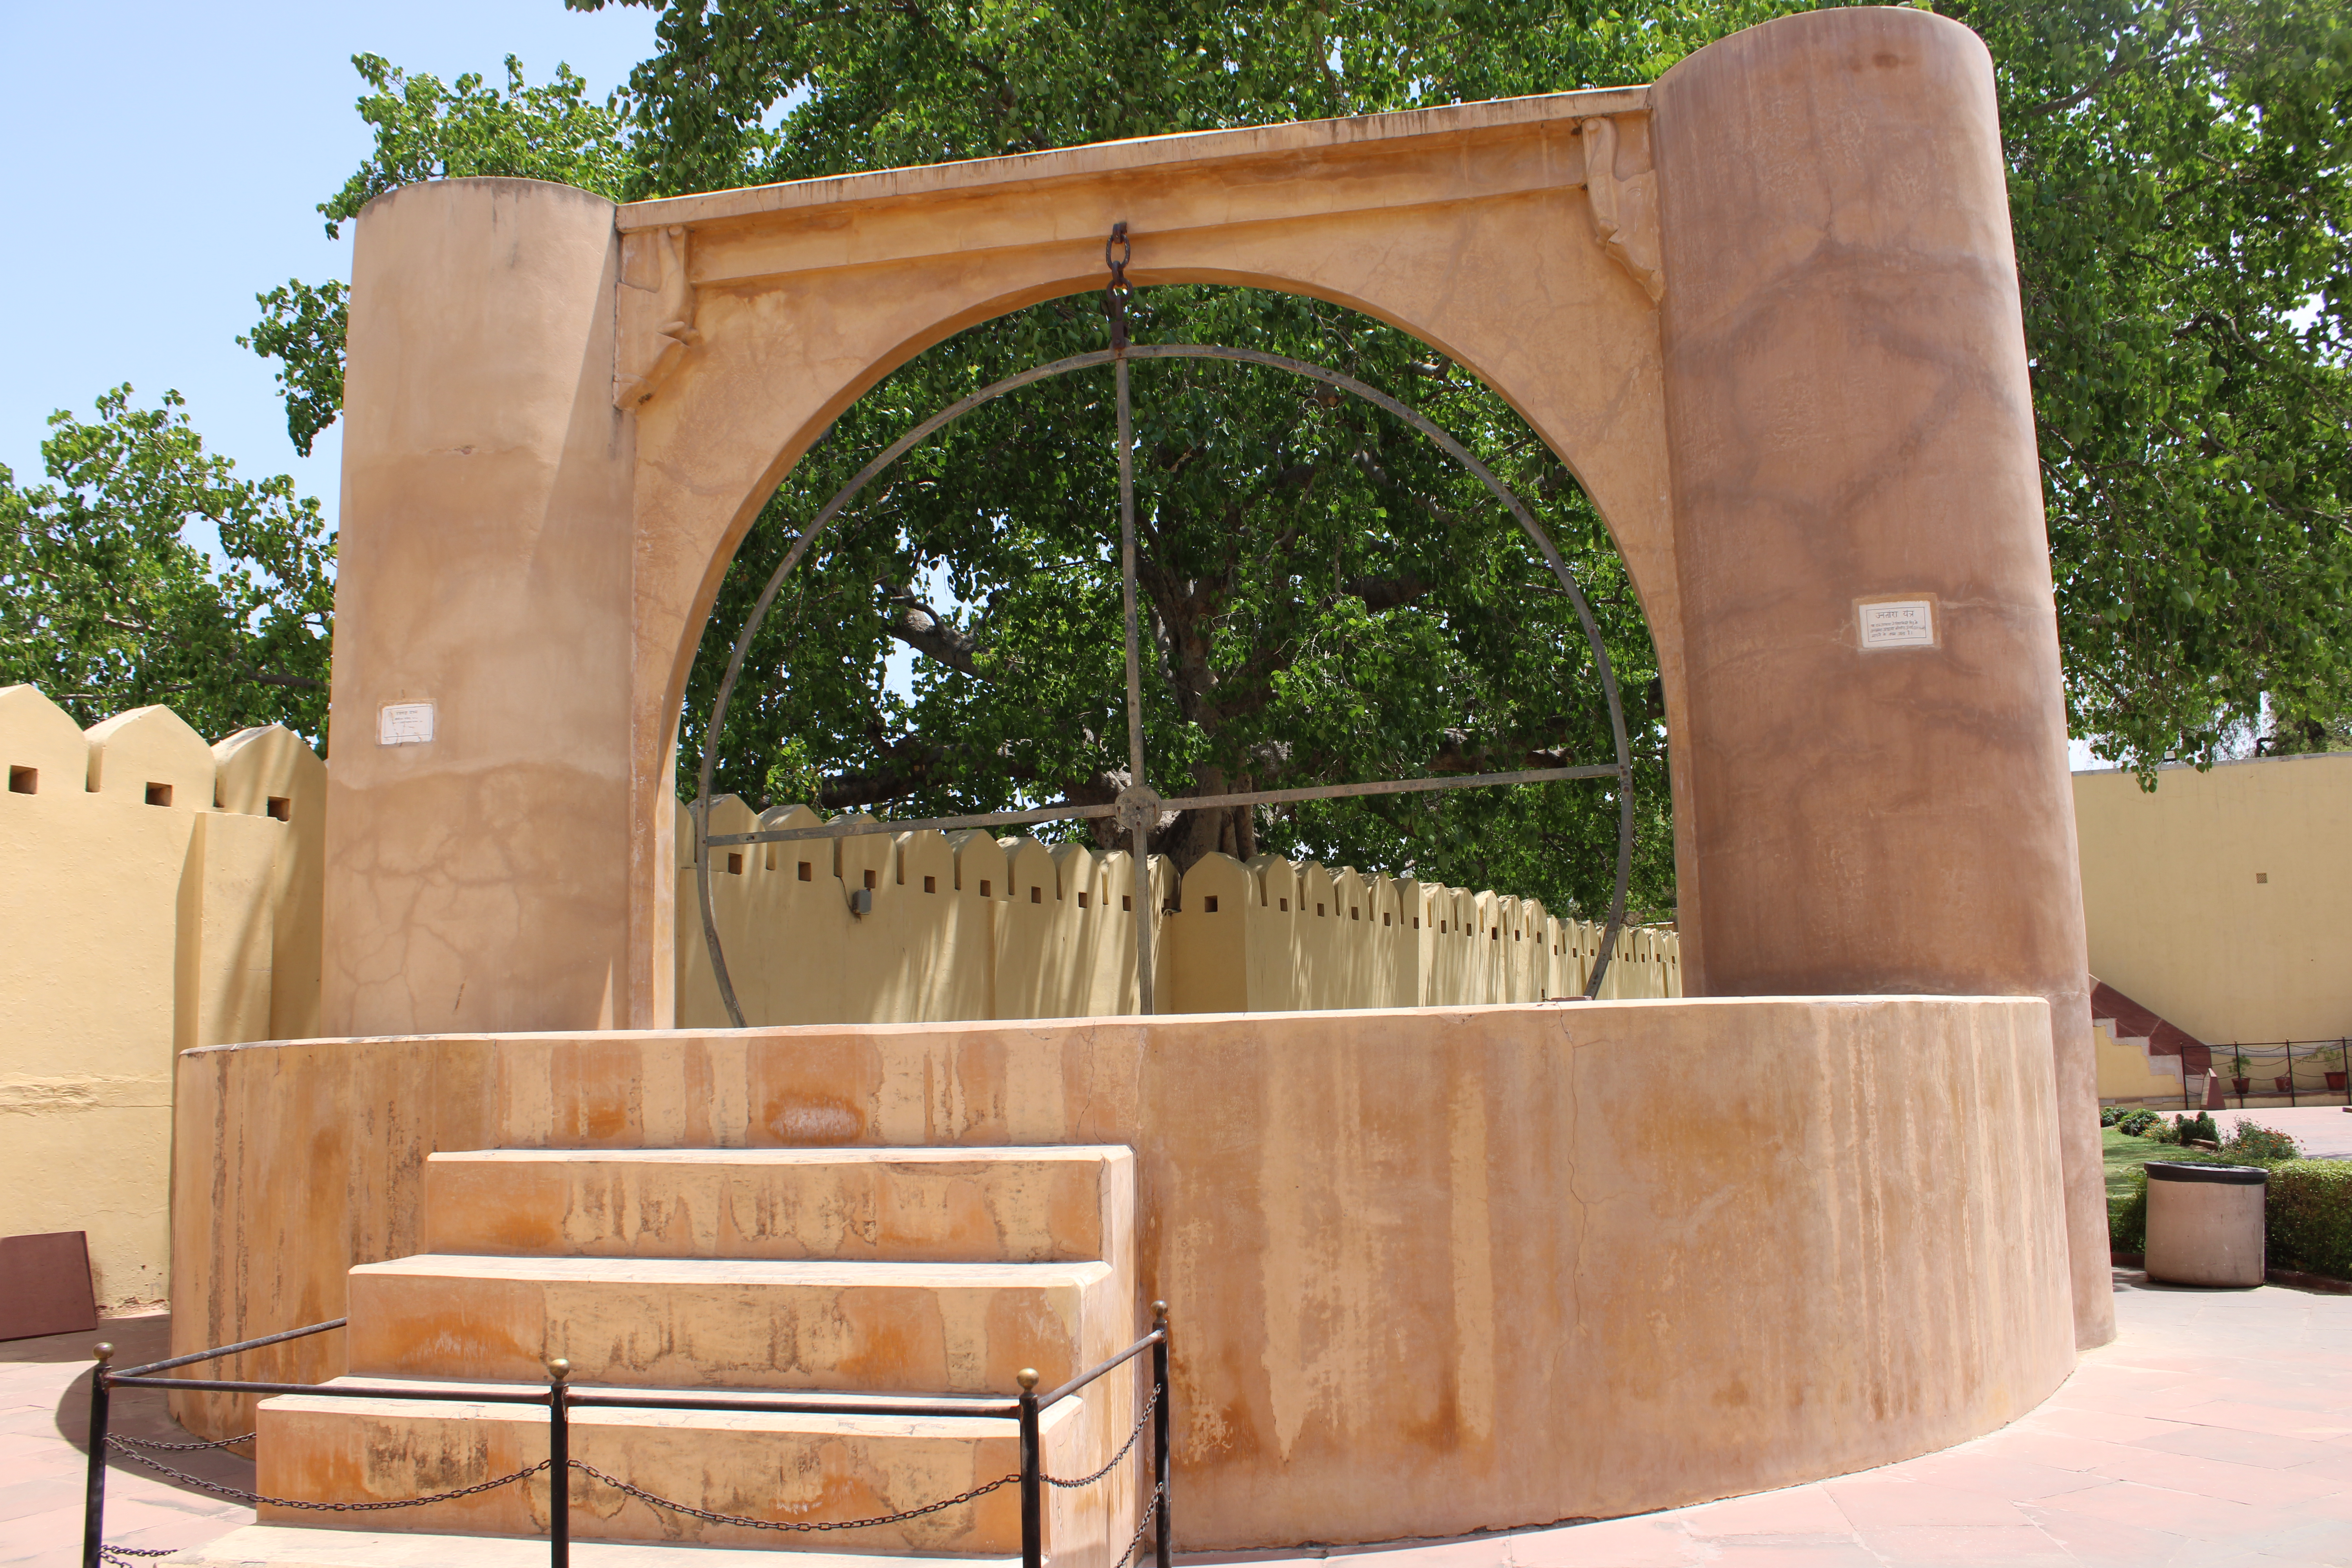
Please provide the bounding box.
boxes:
[2275,1075,2294,1094]
[2328,1071,2347,1092]
[2231,1077,2251,1095]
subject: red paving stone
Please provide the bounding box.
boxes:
[4,1269,2345,1566]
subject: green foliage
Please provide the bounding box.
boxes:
[2267,1160,2352,1281]
[1954,0,2352,778]
[207,0,2352,910]
[238,280,347,459]
[2113,1107,2164,1136]
[0,388,335,743]
[2174,1110,2219,1145]
[320,53,635,231]
[2112,1152,2352,1283]
[2226,1120,2303,1161]
[242,54,635,462]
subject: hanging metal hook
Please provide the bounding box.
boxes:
[1104,221,1132,353]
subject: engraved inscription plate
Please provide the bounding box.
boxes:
[378,701,436,745]
[1858,599,1935,650]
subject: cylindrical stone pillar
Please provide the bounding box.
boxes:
[327,178,637,1036]
[1652,9,2111,1347]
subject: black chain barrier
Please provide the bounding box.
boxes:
[104,1437,551,1511]
[566,1457,1019,1533]
[84,1303,1176,1568]
[1046,1381,1158,1488]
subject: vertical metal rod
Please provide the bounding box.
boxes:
[1151,1304,1172,1568]
[1017,1369,1043,1568]
[2288,1042,2298,1107]
[82,1343,111,1568]
[1116,347,1155,1016]
[547,1359,570,1568]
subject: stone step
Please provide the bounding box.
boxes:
[346,1254,1125,1393]
[254,1377,1097,1553]
[172,1524,1019,1567]
[419,1146,1134,1265]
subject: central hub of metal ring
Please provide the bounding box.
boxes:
[1113,784,1163,837]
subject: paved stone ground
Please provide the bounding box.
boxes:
[2210,1108,2352,1161]
[6,1270,2346,1567]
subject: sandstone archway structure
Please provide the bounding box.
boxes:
[181,14,2117,1539]
[316,2,2108,1426]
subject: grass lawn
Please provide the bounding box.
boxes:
[2103,1125,2174,1210]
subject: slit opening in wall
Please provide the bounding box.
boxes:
[267,796,292,822]
[797,861,813,881]
[980,879,992,897]
[1203,896,1219,913]
[144,782,172,807]
[7,766,33,795]
[726,851,744,875]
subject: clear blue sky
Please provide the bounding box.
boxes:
[0,1,659,542]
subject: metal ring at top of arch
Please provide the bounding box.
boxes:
[693,340,1638,1029]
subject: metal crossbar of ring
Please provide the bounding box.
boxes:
[696,235,1635,1026]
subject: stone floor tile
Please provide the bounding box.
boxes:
[2018,1404,2204,1445]
[1824,1475,2038,1529]
[1996,1428,2196,1474]
[1847,1522,2078,1567]
[1329,1538,1513,1568]
[2167,1400,2352,1442]
[2024,1479,2268,1545]
[1504,1518,1707,1568]
[2129,1423,2344,1470]
[2082,1443,2344,1506]
[1880,1451,2114,1502]
[2013,1500,2203,1568]
[1695,1544,1885,1567]
[1661,1483,1850,1538]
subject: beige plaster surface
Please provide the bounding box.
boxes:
[1648,8,2108,1347]
[327,9,2110,1332]
[327,178,637,1039]
[418,1145,1131,1265]
[174,996,2074,1546]
[256,1387,1083,1552]
[0,687,318,1309]
[2142,1176,2267,1289]
[2074,753,2352,1047]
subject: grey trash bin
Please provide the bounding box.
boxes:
[2143,1161,2268,1288]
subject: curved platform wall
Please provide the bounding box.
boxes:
[173,998,2073,1546]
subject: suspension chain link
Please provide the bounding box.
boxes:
[103,1437,549,1512]
[1120,1479,1167,1567]
[566,1457,1018,1532]
[1105,220,1133,351]
[1044,1381,1158,1488]
[107,1430,256,1452]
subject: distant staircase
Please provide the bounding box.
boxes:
[2092,978,2215,1107]
[189,1146,1143,1565]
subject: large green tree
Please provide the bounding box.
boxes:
[243,0,2352,915]
[0,387,336,742]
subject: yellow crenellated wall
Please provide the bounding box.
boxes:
[2075,753,2352,1048]
[0,685,325,1308]
[675,797,1680,1026]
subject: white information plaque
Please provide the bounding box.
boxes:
[378,701,436,746]
[1858,599,1936,650]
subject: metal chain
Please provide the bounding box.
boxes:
[103,1437,548,1511]
[566,1458,1018,1533]
[1043,1382,1157,1488]
[107,1430,256,1452]
[98,1548,176,1566]
[1120,1479,1166,1568]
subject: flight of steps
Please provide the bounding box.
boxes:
[192,1146,1142,1566]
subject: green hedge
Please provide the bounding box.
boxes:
[2111,1156,2352,1281]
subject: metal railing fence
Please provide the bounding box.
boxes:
[84,1305,1173,1568]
